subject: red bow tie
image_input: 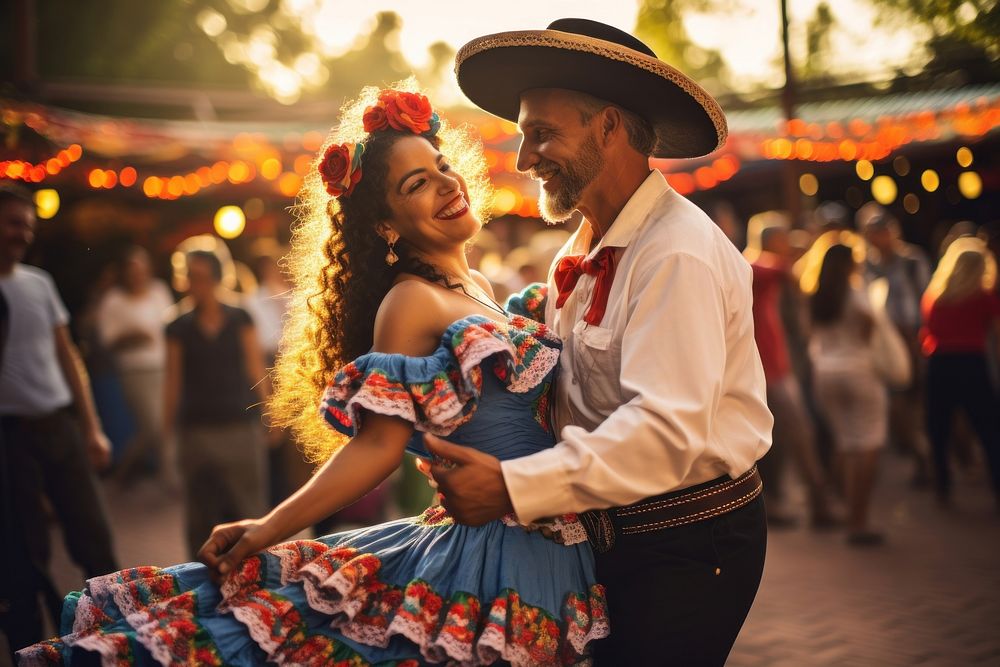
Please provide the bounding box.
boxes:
[553,247,617,326]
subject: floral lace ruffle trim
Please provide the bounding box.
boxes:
[413,505,588,547]
[15,567,227,667]
[500,513,589,546]
[321,315,560,437]
[220,540,608,667]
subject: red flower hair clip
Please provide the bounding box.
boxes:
[318,141,364,198]
[363,90,441,137]
[319,90,440,199]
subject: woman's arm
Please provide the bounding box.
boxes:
[199,412,413,580]
[200,279,445,580]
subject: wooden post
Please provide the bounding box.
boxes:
[13,0,38,92]
[780,0,803,226]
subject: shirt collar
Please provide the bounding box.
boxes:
[587,170,671,257]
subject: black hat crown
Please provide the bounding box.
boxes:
[546,18,657,58]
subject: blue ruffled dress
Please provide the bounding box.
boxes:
[18,301,608,667]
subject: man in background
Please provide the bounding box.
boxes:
[0,183,117,654]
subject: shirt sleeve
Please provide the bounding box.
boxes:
[501,253,730,523]
[95,292,120,345]
[41,272,70,328]
[154,281,175,314]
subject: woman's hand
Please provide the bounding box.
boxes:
[197,519,276,583]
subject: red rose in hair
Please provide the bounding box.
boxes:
[318,142,363,197]
[362,104,389,133]
[381,91,434,134]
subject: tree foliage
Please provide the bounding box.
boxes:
[633,0,736,96]
[873,0,999,85]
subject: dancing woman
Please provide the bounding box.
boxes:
[18,86,607,667]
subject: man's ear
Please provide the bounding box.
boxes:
[375,223,399,245]
[600,107,624,146]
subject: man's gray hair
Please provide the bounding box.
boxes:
[570,91,658,157]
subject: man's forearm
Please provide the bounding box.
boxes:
[55,328,102,433]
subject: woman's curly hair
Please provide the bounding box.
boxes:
[269,80,492,462]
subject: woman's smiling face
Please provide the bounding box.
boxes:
[382,135,481,253]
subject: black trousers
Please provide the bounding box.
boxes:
[926,353,1000,500]
[0,408,118,652]
[592,495,767,666]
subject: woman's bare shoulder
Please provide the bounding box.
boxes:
[469,269,496,298]
[373,278,449,356]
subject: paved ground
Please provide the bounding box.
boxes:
[15,450,1000,666]
[729,453,1000,667]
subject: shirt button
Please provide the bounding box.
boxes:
[571,377,579,385]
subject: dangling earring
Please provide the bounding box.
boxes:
[385,239,399,266]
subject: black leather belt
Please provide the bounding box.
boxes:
[578,466,764,553]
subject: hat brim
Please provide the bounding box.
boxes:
[455,30,728,159]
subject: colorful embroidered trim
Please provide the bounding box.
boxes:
[221,540,608,666]
[320,315,561,437]
[17,566,226,667]
[505,282,549,324]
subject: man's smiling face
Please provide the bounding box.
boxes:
[515,88,606,223]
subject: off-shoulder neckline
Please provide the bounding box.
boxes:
[361,312,554,362]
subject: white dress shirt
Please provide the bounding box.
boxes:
[501,171,773,524]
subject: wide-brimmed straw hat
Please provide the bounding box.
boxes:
[455,18,727,159]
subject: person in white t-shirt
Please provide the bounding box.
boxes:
[0,183,117,653]
[96,246,175,486]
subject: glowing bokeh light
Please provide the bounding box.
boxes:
[799,173,819,196]
[871,175,897,205]
[920,169,939,192]
[197,9,227,37]
[34,189,60,219]
[261,158,282,180]
[492,188,519,215]
[956,147,973,168]
[958,171,982,199]
[855,160,874,181]
[214,205,246,239]
[277,172,302,198]
[119,166,137,187]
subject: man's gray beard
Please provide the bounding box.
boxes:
[537,134,605,224]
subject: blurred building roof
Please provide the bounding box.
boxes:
[728,83,1000,133]
[2,83,997,205]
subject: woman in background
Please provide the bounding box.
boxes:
[801,232,887,546]
[164,249,271,557]
[96,246,175,486]
[920,236,1000,509]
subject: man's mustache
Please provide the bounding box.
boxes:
[529,161,560,181]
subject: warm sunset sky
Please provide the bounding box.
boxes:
[282,0,928,88]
